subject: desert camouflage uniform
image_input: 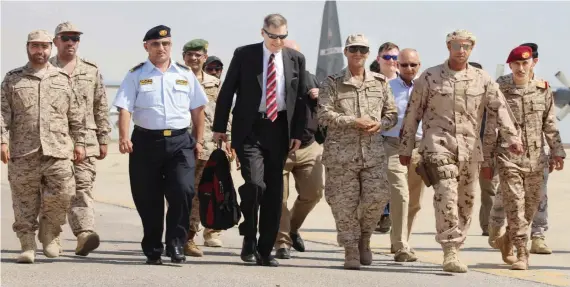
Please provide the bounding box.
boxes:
[1,62,86,256]
[49,56,111,236]
[484,74,565,256]
[318,68,397,266]
[187,71,232,239]
[399,61,520,249]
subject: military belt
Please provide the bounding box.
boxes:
[134,126,187,137]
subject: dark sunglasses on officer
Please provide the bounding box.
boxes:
[206,66,223,72]
[59,35,80,42]
[347,45,369,54]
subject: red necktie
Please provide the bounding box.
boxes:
[266,54,277,122]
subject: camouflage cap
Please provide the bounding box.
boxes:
[55,21,83,35]
[446,29,476,44]
[183,39,209,53]
[27,30,53,43]
[345,34,369,47]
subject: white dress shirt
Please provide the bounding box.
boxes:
[259,43,286,112]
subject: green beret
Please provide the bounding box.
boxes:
[183,39,208,52]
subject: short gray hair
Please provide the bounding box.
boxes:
[263,14,287,29]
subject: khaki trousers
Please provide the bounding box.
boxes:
[383,136,425,250]
[275,141,324,249]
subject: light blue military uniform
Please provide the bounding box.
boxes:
[113,59,208,130]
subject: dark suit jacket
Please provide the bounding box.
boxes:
[213,42,307,149]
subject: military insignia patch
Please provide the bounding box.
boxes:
[176,79,188,86]
[522,52,530,59]
[159,30,167,37]
[139,79,153,85]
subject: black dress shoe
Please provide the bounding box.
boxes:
[146,257,163,265]
[167,245,186,263]
[256,254,279,267]
[240,237,257,262]
[290,232,306,252]
[275,248,291,259]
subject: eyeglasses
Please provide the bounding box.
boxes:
[450,43,472,51]
[149,41,172,48]
[206,66,223,72]
[399,63,419,68]
[185,51,204,58]
[263,29,288,40]
[347,46,369,54]
[381,55,398,61]
[60,35,80,42]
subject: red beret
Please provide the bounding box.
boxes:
[506,46,533,63]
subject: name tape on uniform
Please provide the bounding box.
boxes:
[139,79,153,85]
[175,79,188,86]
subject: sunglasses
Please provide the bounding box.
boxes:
[206,66,223,72]
[60,35,80,42]
[263,29,288,40]
[450,43,472,51]
[347,46,369,54]
[399,63,419,68]
[381,55,398,61]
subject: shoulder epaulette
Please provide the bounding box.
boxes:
[6,67,24,76]
[80,58,98,68]
[371,71,387,81]
[175,61,190,71]
[130,62,145,72]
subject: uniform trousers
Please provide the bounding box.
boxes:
[129,126,195,258]
[8,151,75,239]
[69,156,97,235]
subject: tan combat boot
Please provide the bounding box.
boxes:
[17,234,37,263]
[496,234,517,264]
[358,236,372,265]
[184,232,203,257]
[75,231,101,256]
[344,246,360,270]
[203,229,223,247]
[511,246,529,270]
[38,219,61,258]
[442,245,468,273]
[530,237,552,254]
[487,225,502,249]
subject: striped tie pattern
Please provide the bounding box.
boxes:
[265,53,277,122]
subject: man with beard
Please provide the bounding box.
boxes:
[203,56,224,79]
[483,46,565,270]
[398,29,523,273]
[49,21,111,257]
[181,38,233,257]
[1,30,86,263]
[112,25,208,265]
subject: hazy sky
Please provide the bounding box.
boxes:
[1,0,569,141]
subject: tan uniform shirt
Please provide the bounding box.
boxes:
[49,57,111,157]
[318,68,398,168]
[399,61,520,162]
[1,62,86,159]
[189,71,232,161]
[484,74,566,172]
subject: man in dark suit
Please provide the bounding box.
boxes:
[213,13,307,267]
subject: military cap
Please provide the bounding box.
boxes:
[27,30,52,43]
[143,25,171,42]
[520,42,538,58]
[55,21,82,35]
[204,56,223,67]
[506,46,532,63]
[446,29,476,44]
[345,33,369,47]
[183,39,208,53]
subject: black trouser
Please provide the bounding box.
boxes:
[129,126,195,259]
[236,111,289,257]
